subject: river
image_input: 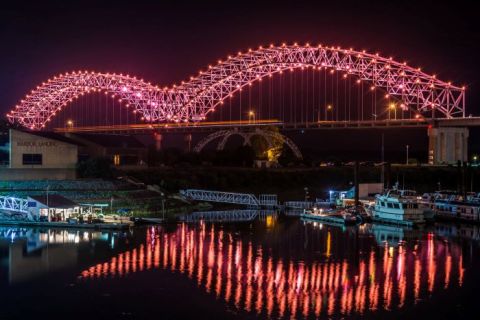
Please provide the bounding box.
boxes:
[1,214,479,319]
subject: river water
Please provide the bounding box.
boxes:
[0,214,479,319]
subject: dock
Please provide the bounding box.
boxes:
[300,213,346,227]
[0,220,132,230]
[371,217,414,227]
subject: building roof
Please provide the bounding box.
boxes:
[29,194,79,208]
[13,129,84,146]
[72,133,145,148]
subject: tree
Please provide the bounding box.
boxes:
[77,157,114,178]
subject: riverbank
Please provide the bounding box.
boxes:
[122,165,480,201]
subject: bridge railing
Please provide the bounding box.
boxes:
[180,189,260,207]
[0,196,29,214]
[284,201,315,209]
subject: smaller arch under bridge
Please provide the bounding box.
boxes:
[193,128,303,159]
[0,196,29,214]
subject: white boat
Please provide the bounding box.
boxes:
[372,188,425,226]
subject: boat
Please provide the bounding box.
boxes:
[419,190,480,223]
[371,187,425,226]
[302,207,362,226]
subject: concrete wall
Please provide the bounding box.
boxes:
[0,168,76,180]
[9,129,77,169]
[428,127,469,164]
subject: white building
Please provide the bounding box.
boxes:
[0,129,79,180]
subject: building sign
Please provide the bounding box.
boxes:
[17,141,58,147]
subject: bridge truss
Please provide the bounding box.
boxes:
[193,128,303,159]
[180,189,260,207]
[7,44,465,130]
[0,196,29,214]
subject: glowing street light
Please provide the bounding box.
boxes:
[325,105,333,120]
[66,119,74,129]
[248,110,255,124]
[388,103,397,120]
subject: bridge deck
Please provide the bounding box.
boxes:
[53,117,480,134]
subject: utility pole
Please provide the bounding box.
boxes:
[354,161,359,206]
[406,145,409,165]
[161,192,166,221]
[381,133,385,187]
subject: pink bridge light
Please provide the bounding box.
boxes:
[6,44,466,130]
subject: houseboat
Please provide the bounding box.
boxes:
[372,189,425,226]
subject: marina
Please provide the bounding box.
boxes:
[1,1,479,318]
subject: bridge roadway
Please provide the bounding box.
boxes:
[53,117,480,134]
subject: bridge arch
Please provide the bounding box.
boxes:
[7,44,465,130]
[193,128,303,160]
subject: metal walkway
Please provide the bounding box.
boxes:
[180,189,260,206]
[0,196,29,214]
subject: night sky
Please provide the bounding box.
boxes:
[1,0,479,159]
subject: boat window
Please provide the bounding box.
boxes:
[393,203,400,209]
[387,203,393,208]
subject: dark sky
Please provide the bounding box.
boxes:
[1,0,479,113]
[1,0,479,141]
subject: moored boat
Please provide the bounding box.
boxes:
[372,188,424,226]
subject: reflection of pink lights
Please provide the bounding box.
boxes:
[78,225,467,318]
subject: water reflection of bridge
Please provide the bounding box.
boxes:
[79,223,467,319]
[179,210,276,223]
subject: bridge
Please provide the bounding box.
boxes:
[180,189,261,207]
[4,43,474,164]
[52,117,480,133]
[0,196,29,214]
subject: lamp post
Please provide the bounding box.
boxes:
[406,145,409,165]
[161,192,166,221]
[326,105,332,121]
[389,103,396,120]
[66,119,74,130]
[248,110,255,124]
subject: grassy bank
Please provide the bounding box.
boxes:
[123,165,480,201]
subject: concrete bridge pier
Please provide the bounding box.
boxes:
[154,132,163,151]
[428,127,469,165]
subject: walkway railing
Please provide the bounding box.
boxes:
[180,189,260,207]
[0,196,29,214]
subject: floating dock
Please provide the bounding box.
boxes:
[371,217,414,227]
[300,213,346,227]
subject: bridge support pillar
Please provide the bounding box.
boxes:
[184,134,192,153]
[428,127,468,165]
[154,132,163,151]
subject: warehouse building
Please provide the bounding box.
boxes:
[0,129,79,180]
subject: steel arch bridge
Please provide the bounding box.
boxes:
[193,128,303,159]
[7,43,465,130]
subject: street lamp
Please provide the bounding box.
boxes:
[248,110,255,124]
[66,119,74,129]
[326,105,332,120]
[406,145,409,165]
[388,103,396,120]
